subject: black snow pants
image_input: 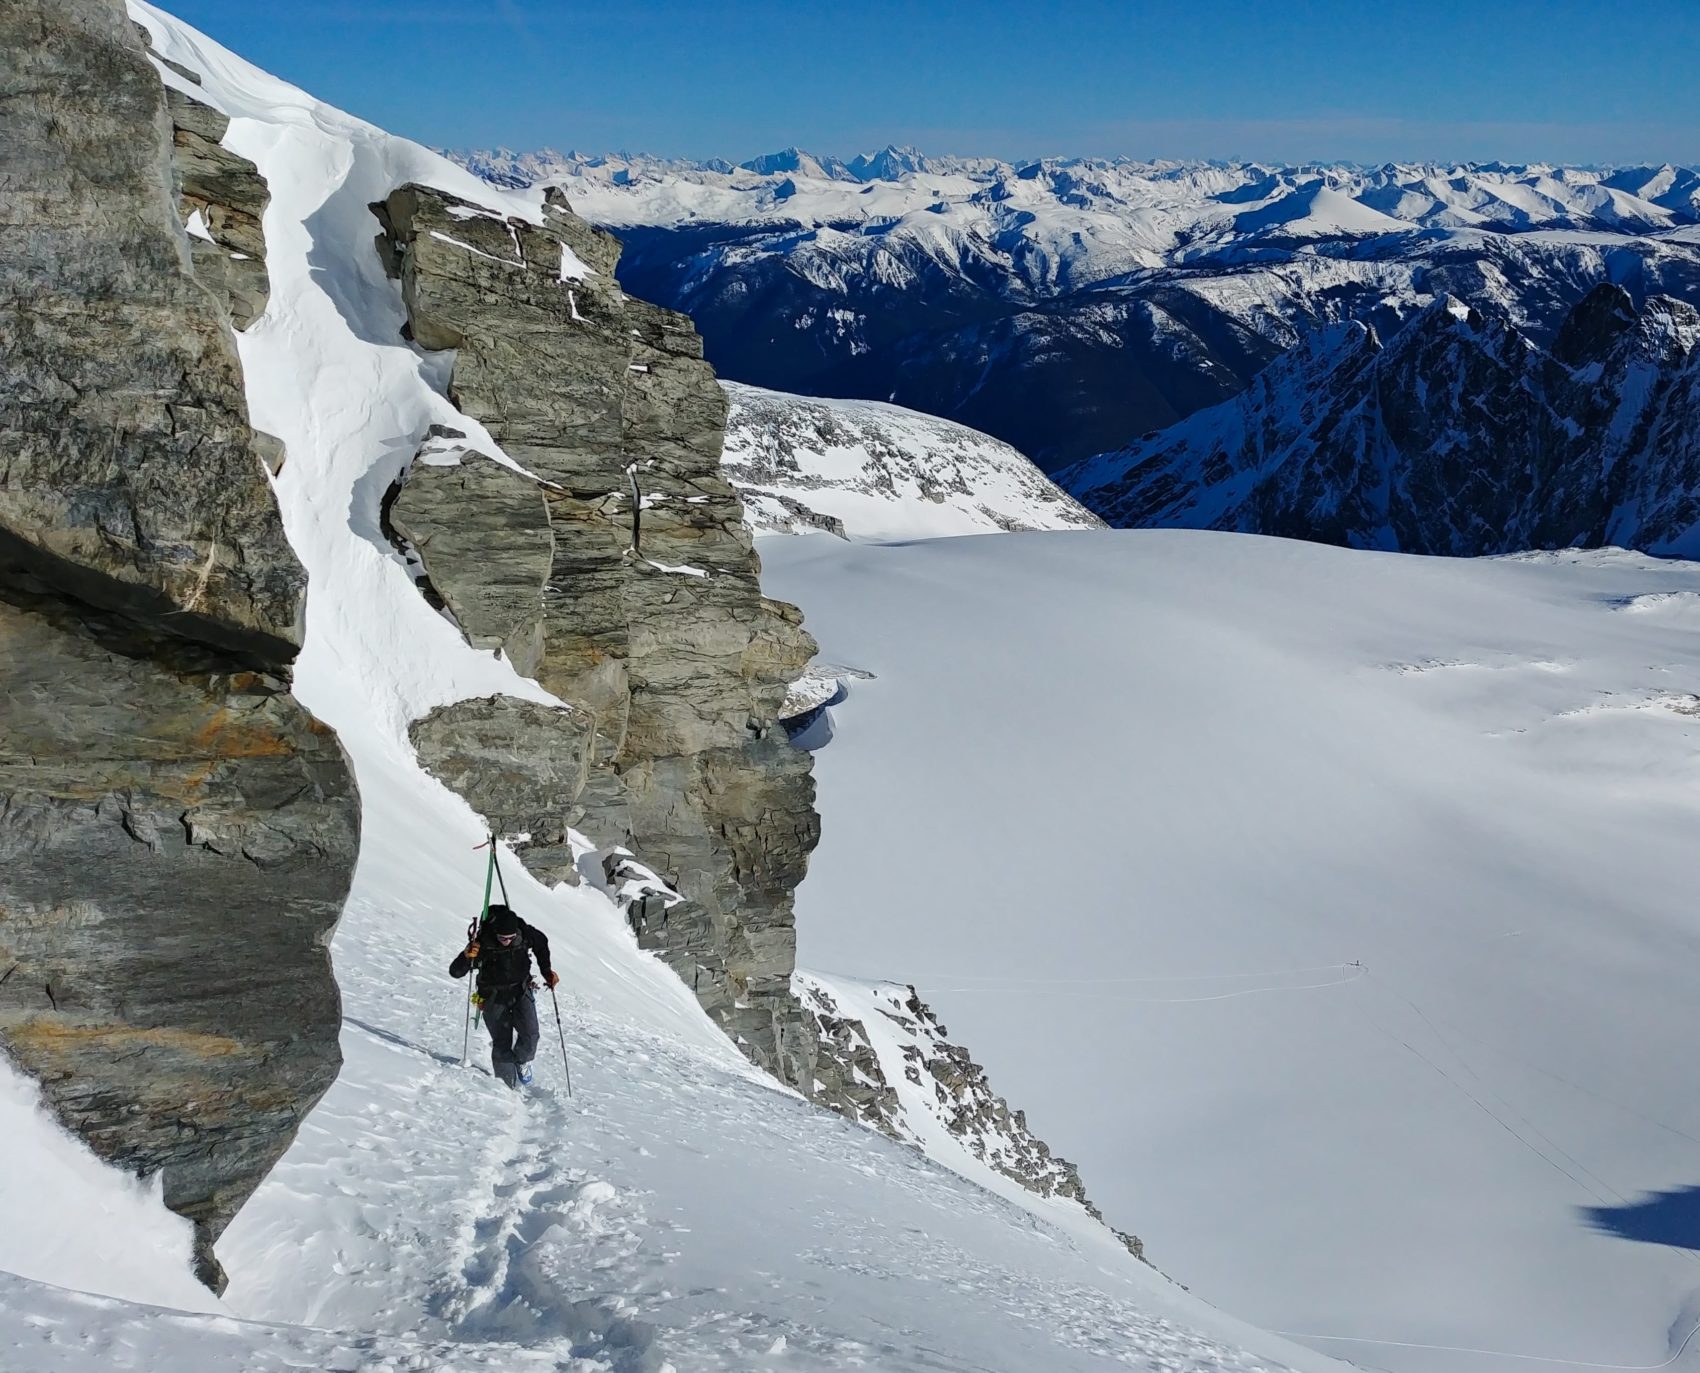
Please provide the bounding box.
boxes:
[482,988,539,1088]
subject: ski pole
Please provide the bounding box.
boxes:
[462,838,497,1068]
[550,985,573,1099]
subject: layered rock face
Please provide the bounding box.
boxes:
[0,0,297,660]
[375,185,820,1084]
[165,81,272,332]
[1063,285,1700,556]
[0,0,357,1289]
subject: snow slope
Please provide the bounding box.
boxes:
[762,529,1700,1373]
[0,7,1339,1371]
[723,381,1102,539]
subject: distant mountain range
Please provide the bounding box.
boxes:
[451,146,1700,480]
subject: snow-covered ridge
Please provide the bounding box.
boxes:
[458,146,1700,266]
[722,381,1103,539]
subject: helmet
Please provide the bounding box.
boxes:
[482,905,523,946]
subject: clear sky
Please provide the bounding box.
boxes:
[164,0,1700,166]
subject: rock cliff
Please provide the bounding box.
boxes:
[0,0,357,1289]
[373,184,821,1086]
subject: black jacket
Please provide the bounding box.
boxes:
[450,917,552,998]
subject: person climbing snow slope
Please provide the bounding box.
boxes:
[450,904,558,1088]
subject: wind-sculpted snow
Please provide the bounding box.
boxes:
[723,382,1103,539]
[453,147,1700,467]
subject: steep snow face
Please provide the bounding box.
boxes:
[0,6,1339,1371]
[1060,286,1700,556]
[763,529,1700,1373]
[451,149,1700,468]
[722,382,1102,539]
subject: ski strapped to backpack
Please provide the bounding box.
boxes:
[459,836,498,1068]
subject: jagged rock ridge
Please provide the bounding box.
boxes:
[1061,284,1700,556]
[798,974,1144,1260]
[0,0,357,1290]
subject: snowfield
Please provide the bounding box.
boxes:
[762,530,1700,1373]
[0,6,1335,1372]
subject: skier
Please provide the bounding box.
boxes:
[450,904,559,1089]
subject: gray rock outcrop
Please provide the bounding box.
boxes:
[370,183,1138,1243]
[409,695,593,886]
[375,184,820,1085]
[798,976,1145,1262]
[0,0,357,1290]
[166,84,272,331]
[132,24,272,332]
[1,0,299,662]
[390,450,554,679]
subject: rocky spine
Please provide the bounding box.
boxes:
[375,184,822,1087]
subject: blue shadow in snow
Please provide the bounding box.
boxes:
[1582,1186,1700,1251]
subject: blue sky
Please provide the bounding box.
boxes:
[166,1,1700,165]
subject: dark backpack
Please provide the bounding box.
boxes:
[476,923,532,997]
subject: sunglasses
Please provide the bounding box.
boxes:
[494,932,520,946]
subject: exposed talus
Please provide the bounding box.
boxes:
[0,0,357,1290]
[376,184,819,1083]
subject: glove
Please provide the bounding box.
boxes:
[463,941,480,959]
[546,971,560,989]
